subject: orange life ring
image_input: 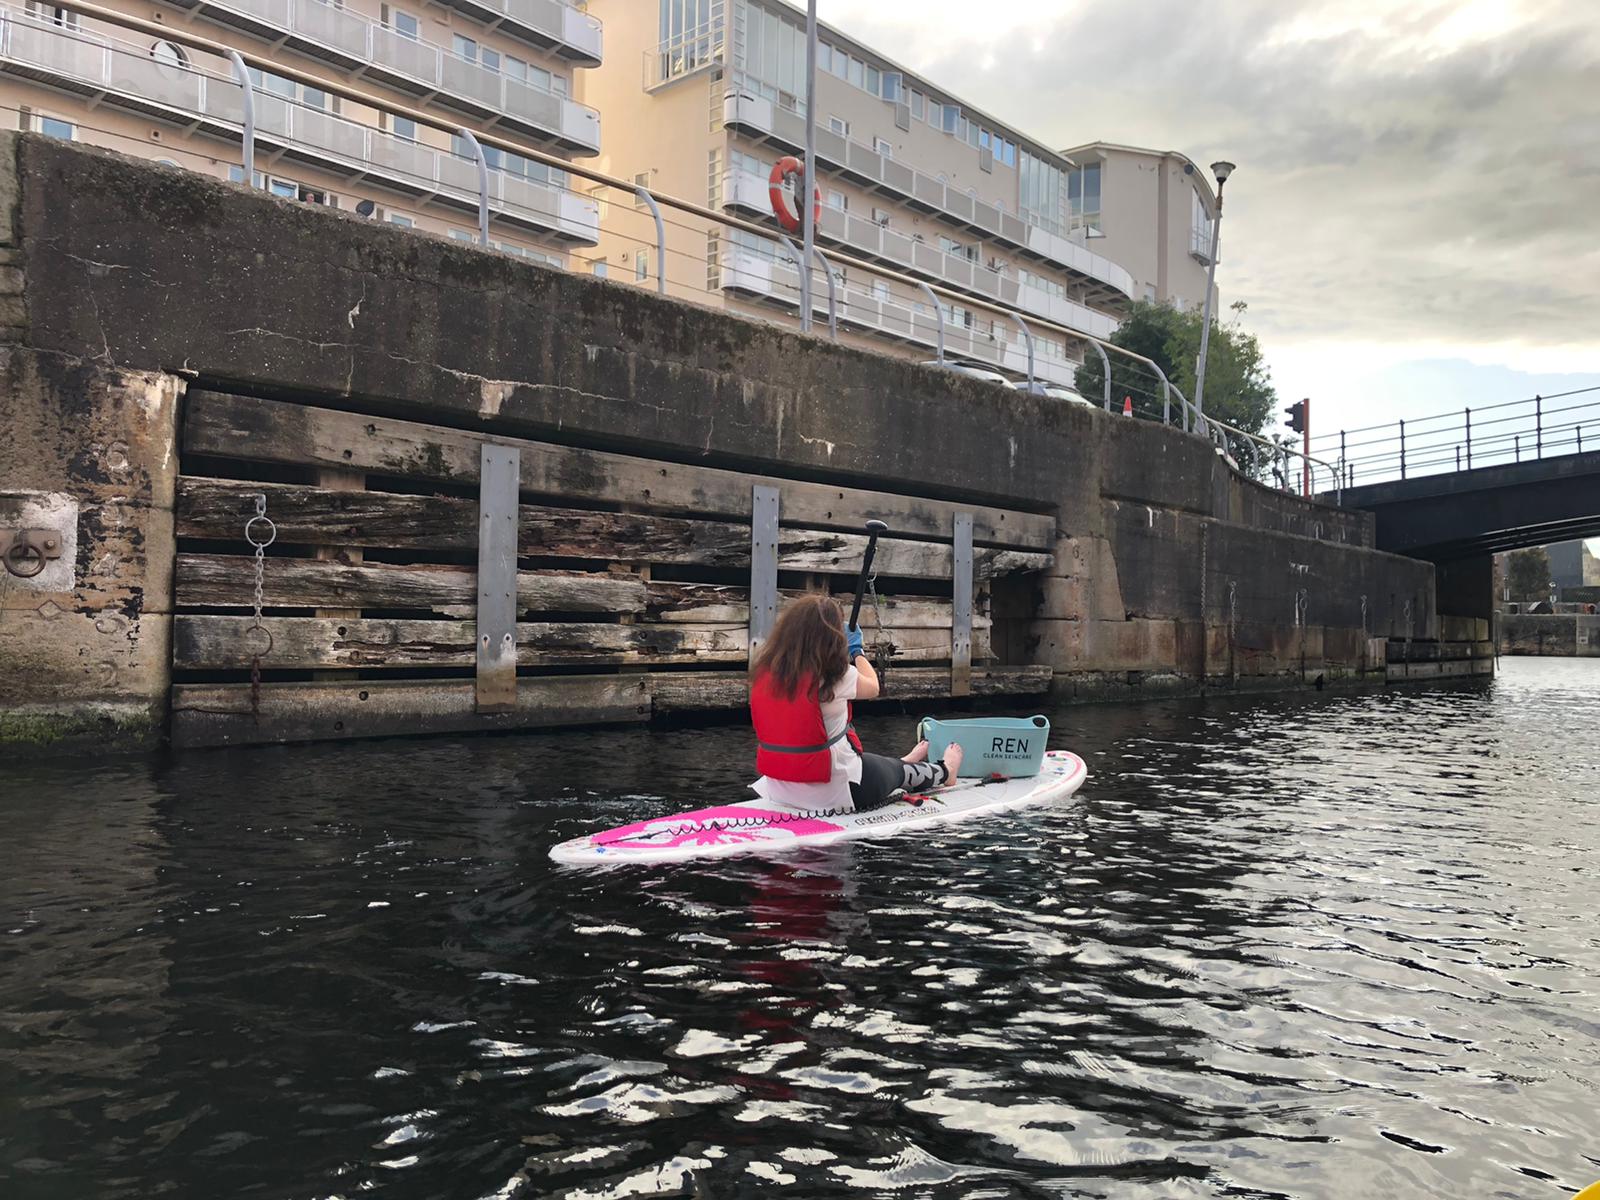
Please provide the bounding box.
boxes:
[768,155,820,234]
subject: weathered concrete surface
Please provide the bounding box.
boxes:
[1500,613,1600,656]
[0,350,180,750]
[0,133,1453,749]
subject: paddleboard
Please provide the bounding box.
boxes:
[549,750,1087,866]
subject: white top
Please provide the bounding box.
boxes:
[750,665,862,813]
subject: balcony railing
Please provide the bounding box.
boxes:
[375,0,599,64]
[161,0,599,153]
[644,17,723,90]
[0,9,599,244]
[721,88,1135,306]
[714,247,1080,388]
[721,169,1118,342]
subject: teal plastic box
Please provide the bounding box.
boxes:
[916,715,1050,778]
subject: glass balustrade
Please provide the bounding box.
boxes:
[0,10,597,245]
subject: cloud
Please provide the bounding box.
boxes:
[815,0,1600,367]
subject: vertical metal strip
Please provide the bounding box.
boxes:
[952,512,973,697]
[750,485,780,662]
[476,444,520,713]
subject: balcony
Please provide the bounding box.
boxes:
[714,247,1078,389]
[1190,226,1215,265]
[0,10,599,245]
[719,168,1118,343]
[644,21,723,91]
[426,0,601,65]
[721,89,1135,306]
[165,0,601,153]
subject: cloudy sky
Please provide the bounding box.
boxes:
[816,0,1600,440]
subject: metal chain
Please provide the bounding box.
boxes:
[866,568,896,680]
[243,494,277,723]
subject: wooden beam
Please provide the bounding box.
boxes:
[172,615,990,670]
[182,392,1056,549]
[170,675,652,748]
[175,479,1051,579]
[175,555,994,630]
[168,666,1054,748]
[650,665,1054,713]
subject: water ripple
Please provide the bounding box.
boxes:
[2,660,1598,1197]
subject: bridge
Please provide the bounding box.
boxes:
[1312,387,1600,618]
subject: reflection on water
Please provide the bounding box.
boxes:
[3,659,1599,1198]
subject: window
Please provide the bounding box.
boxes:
[871,206,891,226]
[827,191,847,211]
[383,5,419,38]
[269,178,298,199]
[38,114,75,141]
[871,279,890,302]
[1191,186,1213,257]
[150,40,187,68]
[388,214,414,228]
[979,129,990,151]
[881,71,900,101]
[828,116,848,137]
[909,90,924,120]
[847,57,864,88]
[1068,161,1101,233]
[816,43,831,74]
[453,34,479,62]
[302,86,329,112]
[941,105,959,134]
[25,2,77,27]
[874,137,892,158]
[866,65,879,94]
[388,114,416,141]
[592,260,608,279]
[635,250,649,281]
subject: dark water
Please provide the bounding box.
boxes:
[3,659,1598,1200]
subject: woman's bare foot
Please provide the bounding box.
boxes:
[940,743,964,783]
[902,740,929,764]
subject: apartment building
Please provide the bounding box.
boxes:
[1058,141,1220,315]
[0,0,605,265]
[578,0,1139,389]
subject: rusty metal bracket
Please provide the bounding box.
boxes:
[1,528,66,578]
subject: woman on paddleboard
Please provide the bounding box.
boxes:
[749,594,963,813]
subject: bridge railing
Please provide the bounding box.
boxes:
[1317,387,1600,488]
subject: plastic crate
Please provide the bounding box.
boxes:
[916,715,1050,778]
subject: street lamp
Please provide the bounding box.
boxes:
[1191,159,1235,427]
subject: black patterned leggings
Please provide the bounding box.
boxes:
[849,753,951,811]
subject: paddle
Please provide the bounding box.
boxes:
[849,519,889,632]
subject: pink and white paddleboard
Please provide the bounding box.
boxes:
[549,750,1087,866]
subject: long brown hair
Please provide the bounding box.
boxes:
[752,593,849,701]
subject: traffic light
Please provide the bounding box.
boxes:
[1285,400,1306,434]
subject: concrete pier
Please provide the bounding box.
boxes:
[0,134,1461,753]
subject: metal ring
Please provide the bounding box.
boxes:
[243,624,274,658]
[244,515,277,550]
[3,536,48,578]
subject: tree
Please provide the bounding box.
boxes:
[1506,547,1552,602]
[1075,299,1278,438]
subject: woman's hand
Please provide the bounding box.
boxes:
[847,624,865,660]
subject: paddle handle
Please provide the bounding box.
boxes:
[849,520,889,630]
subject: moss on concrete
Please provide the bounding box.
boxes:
[0,702,160,754]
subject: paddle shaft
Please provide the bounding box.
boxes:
[849,520,889,630]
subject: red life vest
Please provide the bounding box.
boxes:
[751,669,863,782]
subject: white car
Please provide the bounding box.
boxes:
[1010,381,1095,407]
[920,359,1012,386]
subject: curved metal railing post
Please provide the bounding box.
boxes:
[1010,313,1035,390]
[812,245,838,341]
[226,50,255,188]
[634,185,667,296]
[1091,339,1112,411]
[455,128,490,246]
[916,281,945,364]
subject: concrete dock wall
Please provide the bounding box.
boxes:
[0,134,1446,752]
[1499,614,1600,657]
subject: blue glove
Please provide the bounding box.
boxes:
[847,625,864,659]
